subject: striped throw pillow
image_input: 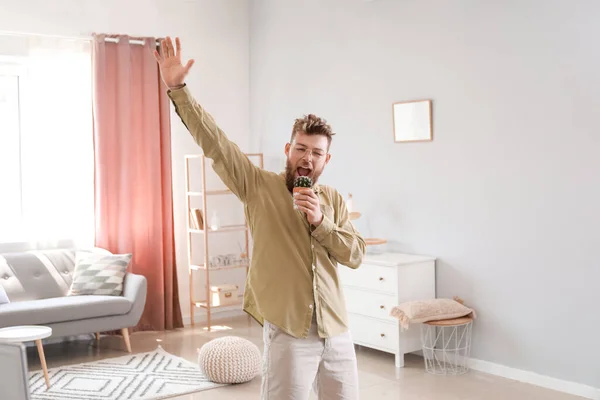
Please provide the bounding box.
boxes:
[67,252,132,296]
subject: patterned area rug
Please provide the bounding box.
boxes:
[29,346,226,399]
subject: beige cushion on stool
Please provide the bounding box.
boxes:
[390,297,476,331]
[198,336,261,384]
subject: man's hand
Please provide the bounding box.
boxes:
[294,189,323,226]
[153,37,195,89]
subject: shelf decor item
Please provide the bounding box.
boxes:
[210,211,220,231]
[190,208,204,230]
[346,193,354,213]
[208,254,249,269]
[210,284,239,307]
[345,193,386,246]
[184,153,264,329]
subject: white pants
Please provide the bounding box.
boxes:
[260,317,359,400]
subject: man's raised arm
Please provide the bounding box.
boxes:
[154,37,260,202]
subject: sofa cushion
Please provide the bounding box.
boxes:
[68,252,131,296]
[0,295,133,328]
[0,248,113,302]
[0,251,68,302]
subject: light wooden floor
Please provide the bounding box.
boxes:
[26,315,584,399]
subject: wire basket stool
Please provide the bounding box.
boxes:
[420,316,473,375]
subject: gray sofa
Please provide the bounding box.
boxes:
[0,248,147,352]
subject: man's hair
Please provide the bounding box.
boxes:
[291,114,335,149]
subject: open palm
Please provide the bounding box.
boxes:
[153,37,195,89]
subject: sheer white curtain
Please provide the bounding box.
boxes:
[0,35,94,250]
[0,72,22,243]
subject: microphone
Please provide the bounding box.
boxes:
[293,176,312,210]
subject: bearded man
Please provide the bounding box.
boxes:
[154,36,366,400]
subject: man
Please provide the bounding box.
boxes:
[154,37,366,400]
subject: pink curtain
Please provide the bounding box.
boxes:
[92,34,183,331]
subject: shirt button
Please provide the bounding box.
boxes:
[312,265,316,271]
[309,304,313,309]
[311,244,314,249]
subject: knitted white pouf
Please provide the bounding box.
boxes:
[198,336,262,384]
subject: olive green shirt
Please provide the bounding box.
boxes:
[168,85,366,339]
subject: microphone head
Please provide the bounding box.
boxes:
[294,176,313,188]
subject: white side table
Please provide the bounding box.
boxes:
[0,326,52,388]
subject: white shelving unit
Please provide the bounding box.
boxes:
[184,153,264,329]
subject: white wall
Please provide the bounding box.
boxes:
[0,0,252,324]
[250,0,600,390]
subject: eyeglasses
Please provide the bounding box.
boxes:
[292,145,327,160]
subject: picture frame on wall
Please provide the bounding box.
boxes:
[392,99,433,142]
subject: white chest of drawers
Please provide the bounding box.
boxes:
[338,252,436,367]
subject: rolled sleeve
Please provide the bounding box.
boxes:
[311,215,336,242]
[167,85,193,106]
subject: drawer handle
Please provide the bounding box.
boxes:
[380,305,385,309]
[380,333,386,337]
[379,277,384,281]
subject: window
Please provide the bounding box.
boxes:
[0,73,22,242]
[0,37,94,247]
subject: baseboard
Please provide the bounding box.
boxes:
[468,358,600,400]
[182,307,246,327]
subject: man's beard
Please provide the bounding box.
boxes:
[285,159,323,192]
